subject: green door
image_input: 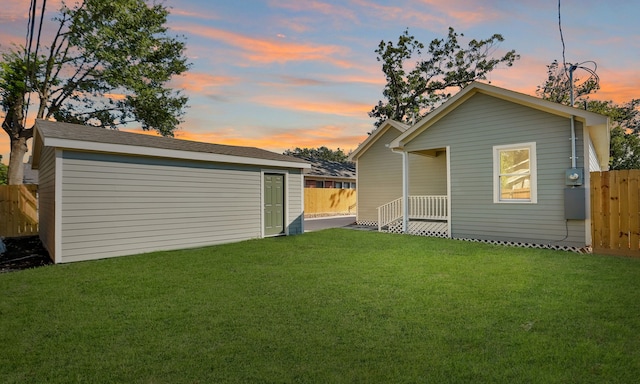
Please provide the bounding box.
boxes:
[264,174,284,236]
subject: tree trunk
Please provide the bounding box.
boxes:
[8,135,29,185]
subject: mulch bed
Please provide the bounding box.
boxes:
[0,236,52,273]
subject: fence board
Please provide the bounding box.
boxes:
[591,172,602,248]
[591,170,640,257]
[629,172,640,252]
[609,171,620,249]
[619,170,630,250]
[304,188,356,216]
[0,185,39,237]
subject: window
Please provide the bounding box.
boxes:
[493,142,537,203]
[315,181,324,188]
[335,182,343,189]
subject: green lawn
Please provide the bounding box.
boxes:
[2,229,640,383]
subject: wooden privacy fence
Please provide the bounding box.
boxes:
[0,184,39,237]
[305,188,356,216]
[591,170,640,257]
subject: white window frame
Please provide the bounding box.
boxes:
[493,142,537,204]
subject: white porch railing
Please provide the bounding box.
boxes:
[408,195,448,220]
[378,197,403,231]
[377,195,448,231]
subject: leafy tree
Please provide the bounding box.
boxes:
[0,0,190,184]
[610,126,640,170]
[369,27,519,127]
[0,155,7,185]
[535,60,599,105]
[536,61,640,170]
[284,147,349,162]
[588,99,640,170]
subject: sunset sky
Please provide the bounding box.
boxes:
[1,0,639,164]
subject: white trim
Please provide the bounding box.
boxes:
[402,150,409,233]
[446,146,452,238]
[493,142,538,204]
[42,137,310,170]
[261,169,289,238]
[348,120,409,161]
[583,125,592,246]
[300,171,305,233]
[54,149,63,264]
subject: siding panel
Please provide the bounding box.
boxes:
[59,151,268,262]
[37,147,56,260]
[357,127,404,223]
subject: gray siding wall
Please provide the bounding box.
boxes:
[405,93,586,247]
[287,170,304,234]
[409,153,447,196]
[58,151,302,263]
[37,147,56,261]
[357,127,404,223]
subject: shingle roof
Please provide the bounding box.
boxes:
[302,157,355,179]
[35,119,308,165]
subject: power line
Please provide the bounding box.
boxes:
[33,0,47,64]
[23,0,38,127]
[557,0,599,101]
[558,0,567,71]
[23,0,47,127]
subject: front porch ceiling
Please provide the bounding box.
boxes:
[411,148,446,158]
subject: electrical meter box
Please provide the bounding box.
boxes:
[565,168,584,186]
[564,187,586,220]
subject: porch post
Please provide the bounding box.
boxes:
[402,150,409,233]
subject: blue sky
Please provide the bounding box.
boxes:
[1,0,639,162]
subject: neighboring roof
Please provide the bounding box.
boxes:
[23,161,38,184]
[347,119,410,161]
[32,120,310,170]
[302,157,355,179]
[388,81,610,169]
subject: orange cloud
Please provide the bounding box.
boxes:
[251,95,372,118]
[172,24,353,68]
[593,68,640,104]
[103,93,127,101]
[170,72,239,93]
[172,123,369,154]
[0,134,10,164]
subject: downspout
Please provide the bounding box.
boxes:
[391,148,409,233]
[570,116,577,168]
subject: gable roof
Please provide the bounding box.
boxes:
[347,119,409,161]
[32,120,310,170]
[388,82,610,168]
[302,157,355,179]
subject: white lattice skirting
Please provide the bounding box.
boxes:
[386,220,449,238]
[452,237,590,254]
[356,220,378,227]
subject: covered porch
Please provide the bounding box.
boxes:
[376,145,451,237]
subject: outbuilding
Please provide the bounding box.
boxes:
[31,120,310,263]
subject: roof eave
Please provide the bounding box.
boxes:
[348,119,408,161]
[40,136,311,169]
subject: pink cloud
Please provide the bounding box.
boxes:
[172,24,353,68]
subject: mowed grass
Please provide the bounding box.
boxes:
[2,229,640,383]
